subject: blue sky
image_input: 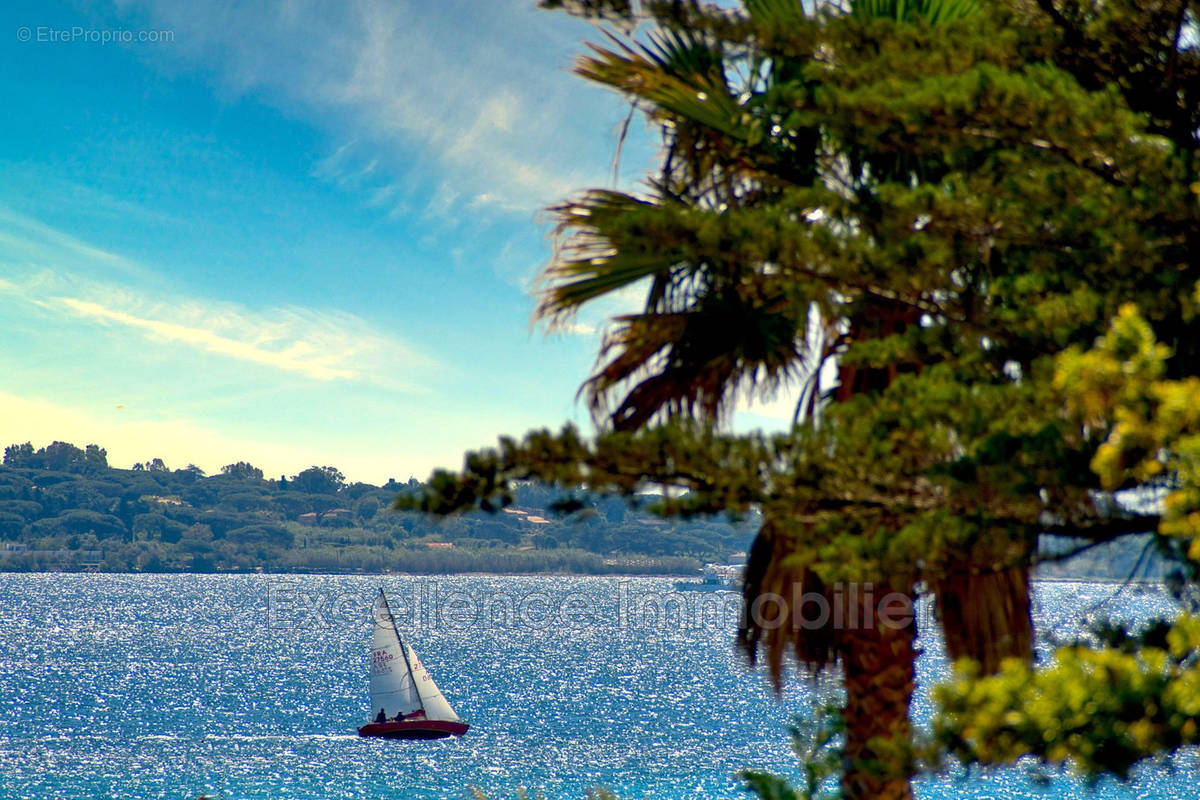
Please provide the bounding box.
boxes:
[1,0,794,483]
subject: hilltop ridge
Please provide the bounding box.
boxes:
[0,440,754,574]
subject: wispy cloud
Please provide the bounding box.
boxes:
[0,205,159,284]
[0,204,438,391]
[114,0,636,218]
[2,260,436,392]
[58,297,366,382]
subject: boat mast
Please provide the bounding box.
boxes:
[379,588,426,715]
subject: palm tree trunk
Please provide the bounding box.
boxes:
[837,590,917,800]
[831,303,922,799]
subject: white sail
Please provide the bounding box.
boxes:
[368,598,422,720]
[367,591,461,723]
[405,644,460,721]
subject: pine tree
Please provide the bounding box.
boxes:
[401,0,1200,795]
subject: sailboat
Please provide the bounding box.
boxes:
[357,589,470,739]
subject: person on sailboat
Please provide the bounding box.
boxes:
[375,708,387,724]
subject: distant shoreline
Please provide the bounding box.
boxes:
[0,568,1167,585]
[0,457,753,577]
[0,567,703,578]
[1030,575,1166,585]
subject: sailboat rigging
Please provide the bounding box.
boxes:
[357,588,470,739]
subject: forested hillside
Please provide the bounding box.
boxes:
[0,439,1159,579]
[0,440,754,574]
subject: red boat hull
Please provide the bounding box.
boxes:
[357,719,470,739]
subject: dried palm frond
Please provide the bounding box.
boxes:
[933,561,1034,674]
[739,516,839,687]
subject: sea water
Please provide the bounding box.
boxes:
[0,574,1194,799]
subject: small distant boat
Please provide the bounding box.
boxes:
[357,589,470,739]
[674,563,741,592]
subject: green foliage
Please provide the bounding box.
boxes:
[220,461,263,480]
[850,0,981,23]
[290,465,347,495]
[32,510,127,541]
[0,512,26,539]
[132,512,187,544]
[742,707,845,800]
[0,442,745,574]
[3,441,108,472]
[355,495,381,521]
[1056,304,1200,550]
[406,0,1200,793]
[225,524,293,548]
[934,615,1200,778]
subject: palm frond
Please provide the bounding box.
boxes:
[934,564,1034,673]
[584,290,809,429]
[538,191,676,322]
[745,0,810,28]
[849,0,980,23]
[739,517,839,685]
[576,31,750,141]
[543,253,680,315]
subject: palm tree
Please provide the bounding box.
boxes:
[537,1,1029,798]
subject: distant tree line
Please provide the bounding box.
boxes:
[4,441,110,473]
[0,439,754,574]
